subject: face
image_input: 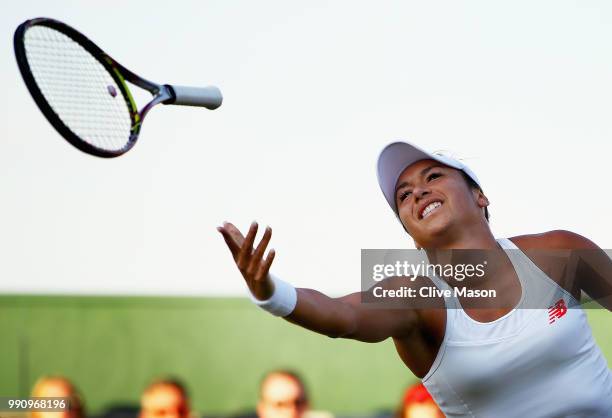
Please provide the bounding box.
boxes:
[394,159,487,248]
[140,385,189,418]
[31,379,81,418]
[257,374,308,418]
[404,402,445,418]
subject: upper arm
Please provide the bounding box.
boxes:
[558,231,612,310]
[511,230,612,310]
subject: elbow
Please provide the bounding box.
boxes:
[323,306,359,340]
[323,318,388,343]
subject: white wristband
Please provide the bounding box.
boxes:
[249,274,297,317]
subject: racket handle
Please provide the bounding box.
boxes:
[166,85,223,110]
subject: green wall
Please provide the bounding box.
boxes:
[0,296,610,416]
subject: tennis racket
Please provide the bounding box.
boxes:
[14,17,223,158]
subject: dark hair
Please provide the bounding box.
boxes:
[459,171,490,222]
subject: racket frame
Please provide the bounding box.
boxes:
[14,17,219,158]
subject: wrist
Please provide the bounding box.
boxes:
[249,274,297,317]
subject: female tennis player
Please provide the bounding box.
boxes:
[218,141,612,417]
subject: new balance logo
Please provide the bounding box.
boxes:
[548,299,567,324]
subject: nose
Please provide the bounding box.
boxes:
[412,185,430,201]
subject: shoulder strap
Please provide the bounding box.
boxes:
[496,237,519,250]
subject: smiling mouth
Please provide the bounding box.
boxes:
[420,201,443,220]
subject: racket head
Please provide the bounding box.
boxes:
[14,18,141,158]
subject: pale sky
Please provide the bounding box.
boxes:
[1,0,611,296]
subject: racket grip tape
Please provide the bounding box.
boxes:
[165,85,223,110]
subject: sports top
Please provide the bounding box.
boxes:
[422,238,612,417]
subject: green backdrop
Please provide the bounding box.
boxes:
[0,296,610,416]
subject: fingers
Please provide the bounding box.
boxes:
[255,248,276,282]
[247,226,272,276]
[217,226,241,258]
[237,222,258,270]
[217,221,276,301]
[217,222,276,282]
[223,222,246,246]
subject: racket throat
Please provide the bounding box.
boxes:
[138,85,174,120]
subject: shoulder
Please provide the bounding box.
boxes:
[507,230,601,299]
[509,229,599,250]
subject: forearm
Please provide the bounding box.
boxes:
[217,222,414,341]
[284,288,358,339]
[283,286,413,343]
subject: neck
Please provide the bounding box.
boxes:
[420,221,497,250]
[422,224,513,291]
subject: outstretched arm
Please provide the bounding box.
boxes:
[217,221,418,342]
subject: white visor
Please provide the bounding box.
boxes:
[377,141,482,215]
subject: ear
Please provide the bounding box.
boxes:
[473,189,489,209]
[478,193,489,209]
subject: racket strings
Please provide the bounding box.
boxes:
[24,26,133,152]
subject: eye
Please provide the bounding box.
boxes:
[427,172,442,182]
[398,190,412,202]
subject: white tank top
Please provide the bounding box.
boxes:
[422,238,612,417]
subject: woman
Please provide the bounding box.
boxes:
[218,141,612,417]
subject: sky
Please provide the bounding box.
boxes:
[1,0,611,296]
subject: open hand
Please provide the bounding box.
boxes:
[217,221,275,300]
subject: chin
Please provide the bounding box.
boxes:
[414,217,454,244]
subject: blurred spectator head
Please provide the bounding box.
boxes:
[139,378,190,418]
[257,370,309,418]
[31,376,85,418]
[397,383,443,418]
